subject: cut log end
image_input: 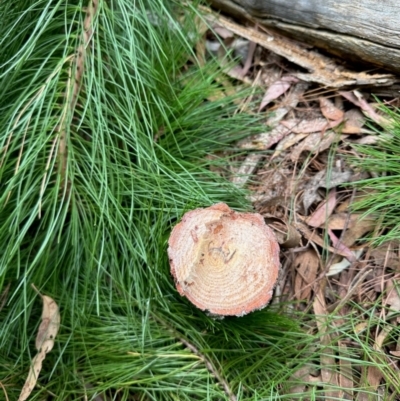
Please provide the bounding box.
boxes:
[168,203,280,316]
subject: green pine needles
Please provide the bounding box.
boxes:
[2,2,400,400]
[350,105,400,245]
[0,1,302,400]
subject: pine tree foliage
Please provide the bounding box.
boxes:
[0,1,303,400]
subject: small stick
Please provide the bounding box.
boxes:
[179,337,237,401]
[327,269,372,313]
[152,315,237,401]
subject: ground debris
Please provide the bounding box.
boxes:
[18,285,60,401]
[198,7,400,398]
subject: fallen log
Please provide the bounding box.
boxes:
[208,0,400,74]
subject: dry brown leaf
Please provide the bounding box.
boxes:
[294,249,319,300]
[234,82,308,187]
[280,118,341,134]
[239,124,292,150]
[351,135,379,144]
[264,216,301,248]
[287,365,310,396]
[319,97,344,121]
[306,189,337,228]
[259,75,299,111]
[313,288,340,399]
[290,131,342,162]
[212,24,234,39]
[327,249,364,276]
[340,91,391,127]
[327,213,362,230]
[271,132,308,159]
[342,108,365,134]
[341,217,375,247]
[294,221,357,260]
[303,168,353,212]
[19,286,60,401]
[232,153,261,188]
[338,341,354,400]
[328,229,356,262]
[370,241,400,270]
[385,279,400,311]
[365,326,394,396]
[239,40,256,78]
[35,294,60,353]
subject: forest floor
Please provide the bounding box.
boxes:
[199,5,400,400]
[3,2,400,400]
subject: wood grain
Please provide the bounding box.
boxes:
[209,0,400,73]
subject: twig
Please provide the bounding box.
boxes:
[0,283,10,313]
[0,381,9,401]
[199,4,394,87]
[56,0,98,191]
[327,269,373,313]
[179,337,237,401]
[152,314,237,401]
[233,82,308,188]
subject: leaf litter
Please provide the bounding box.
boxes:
[18,285,60,401]
[199,5,400,399]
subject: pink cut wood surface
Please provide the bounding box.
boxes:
[168,203,280,316]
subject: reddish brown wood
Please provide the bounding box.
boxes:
[168,203,280,316]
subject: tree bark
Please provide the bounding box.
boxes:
[209,0,400,74]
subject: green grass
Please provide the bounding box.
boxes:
[2,1,400,400]
[349,104,400,245]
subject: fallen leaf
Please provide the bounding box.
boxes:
[341,217,375,247]
[212,24,234,39]
[313,289,340,399]
[327,249,364,276]
[340,91,390,127]
[19,353,47,401]
[19,286,60,401]
[240,124,292,150]
[271,132,308,159]
[280,118,341,134]
[319,97,344,121]
[365,326,394,396]
[385,279,400,311]
[259,75,298,111]
[370,241,400,270]
[302,168,353,212]
[232,153,262,188]
[328,229,356,262]
[351,135,379,144]
[291,131,341,162]
[294,249,320,300]
[306,189,337,228]
[327,213,364,230]
[342,108,365,134]
[267,82,309,127]
[239,40,256,78]
[338,341,354,400]
[35,294,60,353]
[294,221,357,260]
[287,364,310,396]
[264,216,301,248]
